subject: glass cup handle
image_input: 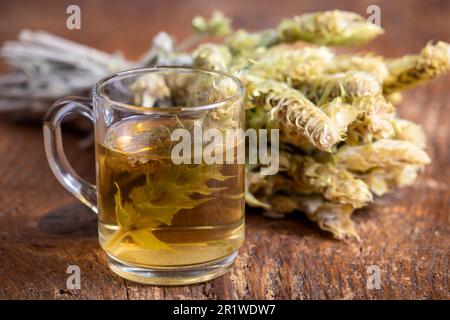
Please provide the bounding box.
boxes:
[43,97,98,214]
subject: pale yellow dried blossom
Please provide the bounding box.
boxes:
[347,95,396,144]
[384,41,450,93]
[192,11,232,36]
[245,76,345,151]
[280,194,359,239]
[297,71,382,106]
[245,191,271,209]
[130,73,171,107]
[278,10,384,46]
[225,29,278,55]
[336,139,431,172]
[248,46,334,84]
[260,192,360,239]
[324,54,389,82]
[245,177,360,239]
[393,118,427,149]
[320,97,359,133]
[245,167,295,207]
[384,92,403,105]
[304,201,358,240]
[192,43,232,71]
[263,195,300,218]
[226,29,262,53]
[245,164,360,239]
[359,165,421,196]
[245,155,368,239]
[287,155,373,208]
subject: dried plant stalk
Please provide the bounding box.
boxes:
[285,154,373,208]
[296,71,382,106]
[359,165,421,196]
[245,77,345,151]
[303,200,358,240]
[335,139,431,172]
[320,97,359,132]
[248,46,334,84]
[0,30,191,113]
[346,95,396,144]
[323,54,389,82]
[192,43,232,71]
[393,118,427,149]
[278,10,384,46]
[383,41,450,94]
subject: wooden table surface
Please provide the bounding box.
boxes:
[0,0,449,299]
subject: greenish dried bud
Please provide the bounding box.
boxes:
[245,76,345,151]
[248,45,334,84]
[360,165,421,196]
[266,195,300,216]
[245,165,296,208]
[245,185,271,209]
[192,43,232,71]
[245,154,367,239]
[272,193,359,239]
[324,54,389,82]
[245,178,359,239]
[383,41,450,93]
[130,73,171,107]
[384,92,403,105]
[304,201,358,240]
[226,29,261,53]
[278,10,384,46]
[192,11,232,36]
[336,139,431,172]
[393,119,427,149]
[287,155,373,208]
[347,95,396,144]
[245,163,362,239]
[320,97,359,133]
[298,71,382,106]
[226,29,278,55]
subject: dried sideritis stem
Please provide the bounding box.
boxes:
[323,54,389,82]
[192,43,232,71]
[335,139,431,172]
[248,46,334,84]
[346,94,396,144]
[296,71,382,106]
[359,165,422,196]
[383,41,450,94]
[278,10,384,46]
[245,76,345,151]
[286,154,373,209]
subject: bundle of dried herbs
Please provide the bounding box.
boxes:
[1,10,448,239]
[188,10,446,239]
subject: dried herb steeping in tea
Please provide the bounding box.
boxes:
[44,67,245,284]
[97,118,245,268]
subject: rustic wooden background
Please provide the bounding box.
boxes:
[0,0,449,299]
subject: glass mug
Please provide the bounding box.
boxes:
[43,67,245,285]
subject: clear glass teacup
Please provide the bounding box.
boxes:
[43,67,245,285]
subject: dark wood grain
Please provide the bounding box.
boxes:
[0,0,449,299]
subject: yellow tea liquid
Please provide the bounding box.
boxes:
[96,117,245,268]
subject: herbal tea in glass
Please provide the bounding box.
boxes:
[97,117,245,271]
[44,67,245,285]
